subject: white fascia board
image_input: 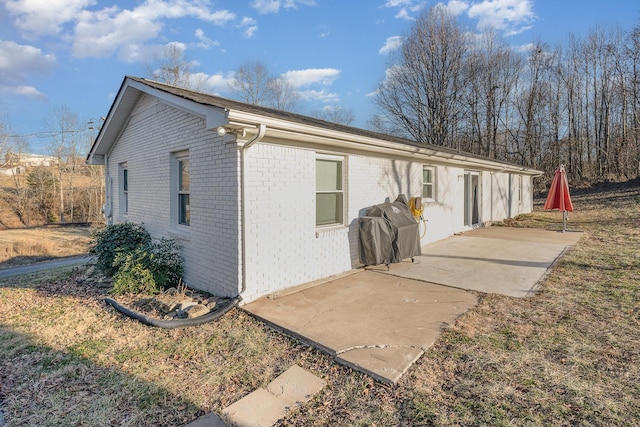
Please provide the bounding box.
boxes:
[227,110,542,176]
[126,80,228,129]
[87,78,228,164]
[87,84,136,163]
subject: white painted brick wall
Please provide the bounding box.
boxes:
[242,149,538,302]
[107,95,536,302]
[107,95,240,297]
[241,148,473,302]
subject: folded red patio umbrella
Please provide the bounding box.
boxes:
[544,165,573,231]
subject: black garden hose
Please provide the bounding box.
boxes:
[104,295,241,329]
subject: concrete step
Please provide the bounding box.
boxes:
[185,365,326,427]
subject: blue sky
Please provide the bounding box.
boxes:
[1,0,639,154]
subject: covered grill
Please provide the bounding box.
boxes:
[358,195,422,267]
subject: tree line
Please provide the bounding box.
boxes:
[4,6,637,228]
[1,107,103,227]
[373,7,640,182]
[154,7,640,183]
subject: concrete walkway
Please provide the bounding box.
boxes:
[246,270,477,384]
[375,227,583,297]
[185,365,326,427]
[244,227,582,384]
[0,255,93,278]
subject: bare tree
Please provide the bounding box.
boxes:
[0,117,9,167]
[375,6,468,147]
[464,30,522,159]
[372,10,640,181]
[46,105,87,224]
[0,119,33,226]
[27,167,57,223]
[267,77,301,112]
[228,60,301,111]
[311,106,356,125]
[625,26,640,177]
[228,60,273,106]
[148,43,203,90]
[510,43,557,168]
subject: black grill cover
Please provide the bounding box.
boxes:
[358,195,422,265]
[358,216,395,265]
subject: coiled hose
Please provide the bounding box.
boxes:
[409,197,428,239]
[104,295,241,329]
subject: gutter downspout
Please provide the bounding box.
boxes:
[489,167,507,221]
[103,156,113,225]
[239,123,267,296]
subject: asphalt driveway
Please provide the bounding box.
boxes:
[244,227,583,384]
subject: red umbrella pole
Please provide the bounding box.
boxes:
[544,165,574,231]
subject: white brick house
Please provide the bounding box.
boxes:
[87,77,541,304]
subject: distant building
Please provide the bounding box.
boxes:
[0,166,26,176]
[5,152,58,167]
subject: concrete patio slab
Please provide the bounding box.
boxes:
[221,365,326,426]
[243,227,582,384]
[244,271,477,384]
[373,227,583,297]
[185,365,325,427]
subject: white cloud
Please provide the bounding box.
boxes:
[5,0,95,36]
[395,8,412,20]
[71,1,235,60]
[239,17,258,38]
[251,0,280,14]
[0,40,57,75]
[251,0,316,14]
[516,42,535,53]
[379,35,402,54]
[383,0,413,7]
[72,6,160,60]
[383,0,426,21]
[318,24,329,38]
[298,89,340,104]
[0,40,55,97]
[6,0,235,61]
[4,85,47,99]
[467,0,535,36]
[196,71,236,94]
[281,68,340,88]
[195,28,219,49]
[444,0,469,16]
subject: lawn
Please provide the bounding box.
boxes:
[0,180,638,426]
[0,225,93,268]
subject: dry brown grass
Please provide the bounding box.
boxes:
[0,180,639,426]
[0,226,92,267]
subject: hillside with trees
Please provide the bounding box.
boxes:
[0,108,103,228]
[373,7,640,182]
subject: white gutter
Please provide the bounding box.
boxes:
[239,123,267,296]
[227,111,542,176]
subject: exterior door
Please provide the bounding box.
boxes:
[464,171,480,227]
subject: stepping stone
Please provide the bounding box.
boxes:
[184,365,326,427]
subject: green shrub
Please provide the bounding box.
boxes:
[110,238,184,295]
[112,249,159,295]
[147,238,183,288]
[90,223,151,277]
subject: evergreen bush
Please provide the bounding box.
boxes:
[90,223,151,277]
[90,223,184,295]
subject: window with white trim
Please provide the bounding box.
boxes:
[119,163,128,216]
[316,155,344,227]
[516,175,523,204]
[172,151,190,227]
[422,166,436,201]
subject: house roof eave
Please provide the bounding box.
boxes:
[86,76,228,165]
[87,76,542,177]
[227,110,542,176]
